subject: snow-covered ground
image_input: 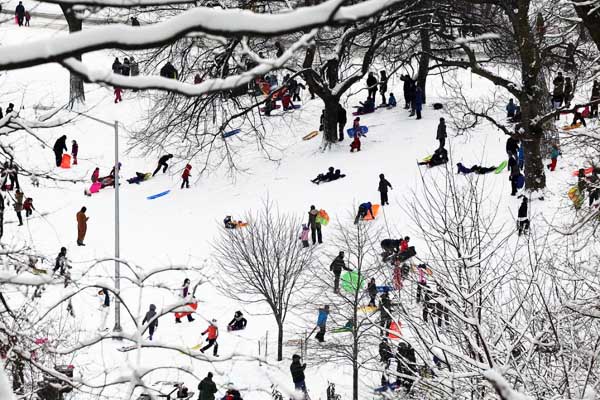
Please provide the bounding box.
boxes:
[1,20,597,400]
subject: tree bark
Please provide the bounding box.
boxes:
[417,28,431,104]
[277,320,284,361]
[323,97,340,143]
[0,192,4,240]
[572,0,600,52]
[60,4,85,107]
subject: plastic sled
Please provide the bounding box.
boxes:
[303,131,319,141]
[358,305,377,313]
[374,382,400,393]
[222,129,241,138]
[259,104,281,112]
[341,271,365,293]
[315,209,329,226]
[235,222,249,228]
[397,246,416,262]
[571,167,594,177]
[60,154,72,169]
[362,204,380,221]
[147,190,171,200]
[568,186,583,209]
[421,155,432,162]
[331,327,352,333]
[494,160,508,174]
[352,109,374,116]
[376,286,394,293]
[117,345,138,352]
[174,302,197,319]
[388,321,401,339]
[562,122,582,131]
[90,182,102,194]
[347,126,369,138]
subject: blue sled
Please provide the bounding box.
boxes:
[347,126,369,138]
[376,286,394,293]
[222,129,241,138]
[147,190,171,200]
[374,382,400,393]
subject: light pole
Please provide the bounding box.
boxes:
[69,111,122,333]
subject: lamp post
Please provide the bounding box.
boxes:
[69,111,122,333]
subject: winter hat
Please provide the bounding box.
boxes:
[207,372,213,378]
[211,318,217,323]
[302,224,307,229]
[292,354,300,360]
[379,173,384,179]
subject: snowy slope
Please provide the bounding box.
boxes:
[1,21,595,400]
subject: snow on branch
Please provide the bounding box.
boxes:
[40,0,193,7]
[482,369,534,400]
[61,29,318,96]
[0,0,408,71]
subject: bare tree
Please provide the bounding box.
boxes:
[213,200,313,361]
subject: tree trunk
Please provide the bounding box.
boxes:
[0,193,4,240]
[573,0,600,52]
[323,97,340,143]
[60,4,85,107]
[277,320,284,361]
[417,28,431,104]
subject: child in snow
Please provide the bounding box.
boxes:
[200,319,219,356]
[91,167,100,183]
[14,189,24,226]
[354,202,374,224]
[114,87,123,103]
[224,216,238,229]
[300,224,309,248]
[142,304,159,340]
[388,93,397,107]
[357,97,375,114]
[227,311,247,331]
[181,164,192,189]
[367,278,377,307]
[547,144,560,171]
[24,11,30,26]
[400,236,410,253]
[517,197,530,236]
[71,140,78,165]
[350,135,361,152]
[416,264,428,303]
[23,197,34,217]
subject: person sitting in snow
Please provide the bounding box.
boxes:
[127,172,150,184]
[388,93,397,107]
[354,202,374,224]
[418,147,448,167]
[91,167,100,183]
[311,167,335,184]
[456,163,497,175]
[228,311,247,331]
[224,216,246,229]
[356,97,375,114]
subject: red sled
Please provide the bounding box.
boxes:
[174,302,197,319]
[60,154,72,169]
[572,167,594,177]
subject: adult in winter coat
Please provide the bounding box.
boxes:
[160,62,178,79]
[436,118,447,149]
[378,174,393,206]
[290,354,307,393]
[517,197,529,236]
[366,72,378,100]
[367,278,378,307]
[307,205,322,245]
[337,104,347,142]
[379,71,388,105]
[53,247,68,275]
[181,164,192,189]
[14,189,24,226]
[505,135,519,160]
[15,2,25,26]
[228,311,247,331]
[197,372,218,400]
[591,80,599,118]
[379,338,393,367]
[111,58,122,74]
[354,202,374,224]
[381,239,401,257]
[200,319,219,356]
[129,57,139,76]
[330,251,351,293]
[396,342,416,391]
[379,291,392,331]
[564,77,573,107]
[76,207,88,246]
[412,87,423,119]
[506,99,517,118]
[53,135,68,167]
[142,304,159,340]
[121,58,131,76]
[400,75,413,109]
[153,154,173,176]
[315,305,329,342]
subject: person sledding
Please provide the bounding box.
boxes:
[356,97,375,115]
[418,147,448,167]
[91,167,100,183]
[354,202,374,224]
[456,163,497,175]
[223,216,247,229]
[227,311,247,331]
[380,239,401,260]
[311,167,346,184]
[281,92,295,110]
[127,172,151,184]
[396,237,416,261]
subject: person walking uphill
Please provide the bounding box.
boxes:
[76,207,88,246]
[330,251,352,294]
[181,164,192,189]
[307,205,322,245]
[53,135,67,167]
[15,2,25,26]
[142,304,159,340]
[290,354,307,394]
[315,305,329,342]
[198,372,217,400]
[436,118,447,149]
[200,319,219,356]
[378,174,392,206]
[153,154,173,176]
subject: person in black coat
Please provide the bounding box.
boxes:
[152,154,173,176]
[227,311,247,331]
[366,72,378,100]
[160,62,178,79]
[378,173,393,206]
[330,251,351,294]
[15,2,25,26]
[508,156,519,196]
[142,304,159,340]
[379,71,388,106]
[290,354,307,393]
[111,58,122,74]
[337,104,347,142]
[517,197,529,236]
[436,118,447,149]
[506,135,519,160]
[380,239,401,259]
[396,342,416,392]
[197,372,217,400]
[379,338,393,368]
[401,75,413,109]
[367,278,378,307]
[379,291,392,332]
[53,135,67,167]
[307,205,322,245]
[6,103,14,115]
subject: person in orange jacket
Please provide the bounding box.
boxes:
[181,164,192,189]
[200,319,219,356]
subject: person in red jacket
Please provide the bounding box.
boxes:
[181,164,192,189]
[200,319,219,356]
[400,236,410,253]
[114,87,123,103]
[71,140,79,165]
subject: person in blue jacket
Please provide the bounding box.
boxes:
[314,305,330,342]
[506,99,517,118]
[517,145,524,170]
[354,202,374,224]
[388,93,397,107]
